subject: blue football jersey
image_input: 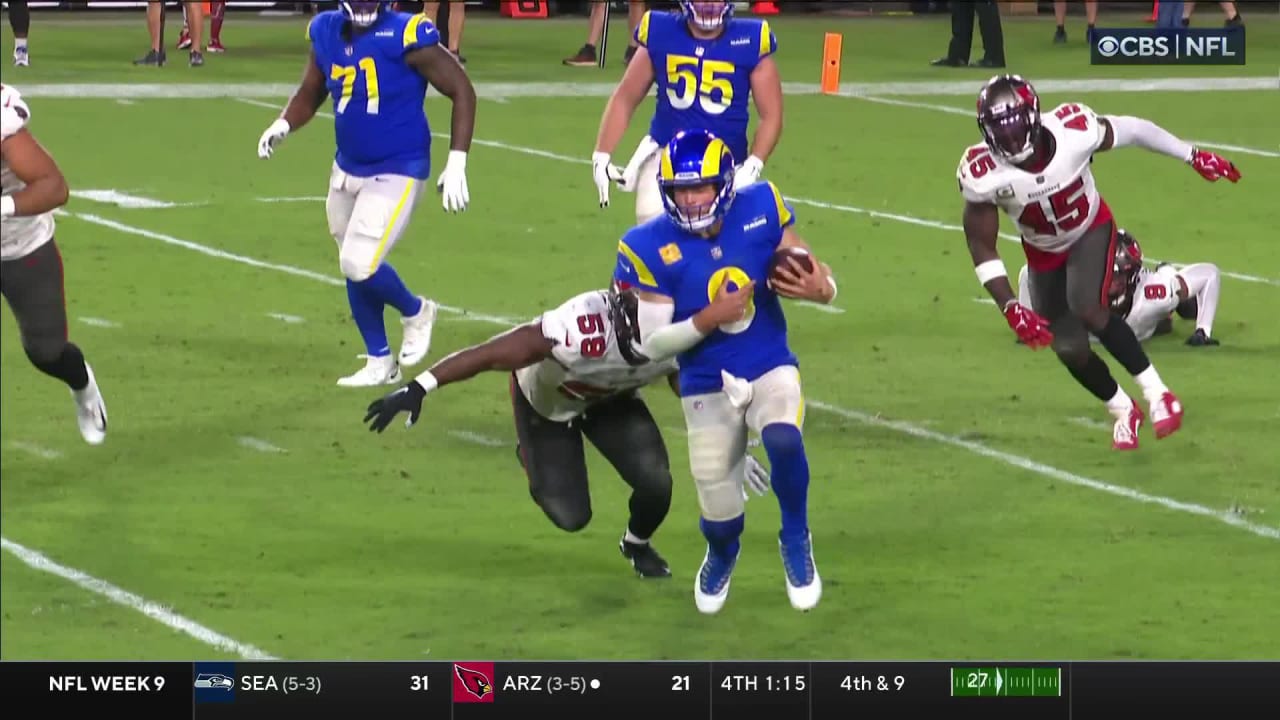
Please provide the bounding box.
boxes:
[635,11,778,164]
[307,10,439,179]
[613,182,798,396]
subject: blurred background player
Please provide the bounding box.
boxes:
[958,75,1240,451]
[614,130,838,614]
[363,285,769,577]
[136,0,205,66]
[1182,1,1243,26]
[1052,0,1097,44]
[421,2,467,63]
[1017,230,1222,346]
[2,84,108,445]
[177,1,227,54]
[932,0,1004,68]
[593,0,782,225]
[256,1,476,386]
[8,0,30,66]
[564,0,647,67]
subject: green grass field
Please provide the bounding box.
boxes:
[2,10,1278,662]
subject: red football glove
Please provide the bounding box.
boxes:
[1003,301,1054,349]
[1188,149,1241,183]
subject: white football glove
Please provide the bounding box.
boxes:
[436,150,469,213]
[721,370,754,410]
[742,454,772,501]
[592,151,616,208]
[617,135,661,192]
[257,118,291,159]
[732,155,765,190]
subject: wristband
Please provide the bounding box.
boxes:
[414,370,439,394]
[975,259,1007,285]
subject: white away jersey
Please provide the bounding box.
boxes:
[1,84,55,261]
[516,290,678,422]
[957,102,1108,254]
[1125,265,1182,341]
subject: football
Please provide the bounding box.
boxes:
[767,246,815,289]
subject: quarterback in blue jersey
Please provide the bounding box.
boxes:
[256,1,476,387]
[612,130,838,614]
[592,0,784,224]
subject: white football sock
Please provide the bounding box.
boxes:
[1105,388,1135,420]
[623,529,648,546]
[1134,366,1169,403]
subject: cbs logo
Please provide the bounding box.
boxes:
[1096,35,1171,58]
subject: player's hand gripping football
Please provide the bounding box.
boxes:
[1188,149,1241,183]
[363,381,428,432]
[256,118,291,159]
[1003,300,1054,349]
[772,256,834,303]
[436,150,470,212]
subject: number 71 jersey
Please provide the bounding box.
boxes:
[957,102,1112,255]
[516,291,677,422]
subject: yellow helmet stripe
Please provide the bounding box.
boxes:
[700,137,727,179]
[659,148,675,181]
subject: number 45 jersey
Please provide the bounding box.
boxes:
[957,102,1115,265]
[637,10,777,164]
[516,291,678,422]
[307,10,439,180]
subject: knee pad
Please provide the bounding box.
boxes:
[339,243,377,282]
[688,425,746,522]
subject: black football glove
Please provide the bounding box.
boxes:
[363,381,428,433]
[1185,329,1220,347]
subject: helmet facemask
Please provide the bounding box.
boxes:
[680,1,734,32]
[340,1,384,28]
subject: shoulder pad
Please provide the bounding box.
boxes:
[1,84,32,140]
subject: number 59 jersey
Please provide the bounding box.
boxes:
[516,291,678,422]
[307,10,440,180]
[637,10,777,164]
[957,102,1114,257]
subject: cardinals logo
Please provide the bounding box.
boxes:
[452,662,495,703]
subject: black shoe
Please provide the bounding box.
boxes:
[931,56,966,67]
[620,538,671,578]
[1185,328,1220,347]
[1053,27,1066,44]
[189,50,204,67]
[133,49,165,66]
[973,57,1006,68]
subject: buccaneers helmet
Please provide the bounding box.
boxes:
[976,74,1042,164]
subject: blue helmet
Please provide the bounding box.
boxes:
[679,1,735,32]
[658,129,736,234]
[340,1,389,28]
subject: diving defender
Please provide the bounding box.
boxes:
[614,129,838,613]
[593,0,784,224]
[257,1,477,387]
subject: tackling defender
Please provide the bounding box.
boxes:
[614,129,837,614]
[2,84,108,445]
[257,1,476,387]
[958,74,1240,450]
[1017,229,1222,346]
[592,0,784,223]
[362,285,770,578]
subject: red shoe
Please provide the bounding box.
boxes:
[1151,391,1184,439]
[1112,400,1144,451]
[208,38,226,53]
[176,28,192,50]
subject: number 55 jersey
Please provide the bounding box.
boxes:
[517,291,678,422]
[957,101,1114,266]
[637,10,777,164]
[308,9,439,180]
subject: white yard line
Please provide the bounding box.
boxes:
[71,189,202,209]
[266,312,306,324]
[238,436,287,453]
[78,317,121,328]
[0,537,279,659]
[448,430,508,447]
[8,441,63,460]
[60,212,1280,542]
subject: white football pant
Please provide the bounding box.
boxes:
[681,365,805,522]
[325,163,424,282]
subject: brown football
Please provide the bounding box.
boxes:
[768,247,815,289]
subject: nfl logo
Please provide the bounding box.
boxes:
[711,247,723,260]
[344,46,354,56]
[693,400,704,411]
[695,46,705,57]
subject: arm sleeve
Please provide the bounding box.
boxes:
[636,298,705,361]
[1103,115,1194,162]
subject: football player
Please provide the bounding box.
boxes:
[362,285,771,578]
[2,84,108,445]
[257,1,476,387]
[613,129,838,614]
[592,0,783,224]
[957,74,1240,450]
[1017,229,1223,346]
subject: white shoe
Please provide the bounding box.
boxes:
[779,532,822,611]
[694,546,738,615]
[398,297,438,367]
[72,364,107,445]
[14,47,30,67]
[336,354,402,387]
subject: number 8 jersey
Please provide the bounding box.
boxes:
[308,9,439,180]
[517,291,677,422]
[957,102,1114,259]
[637,10,777,164]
